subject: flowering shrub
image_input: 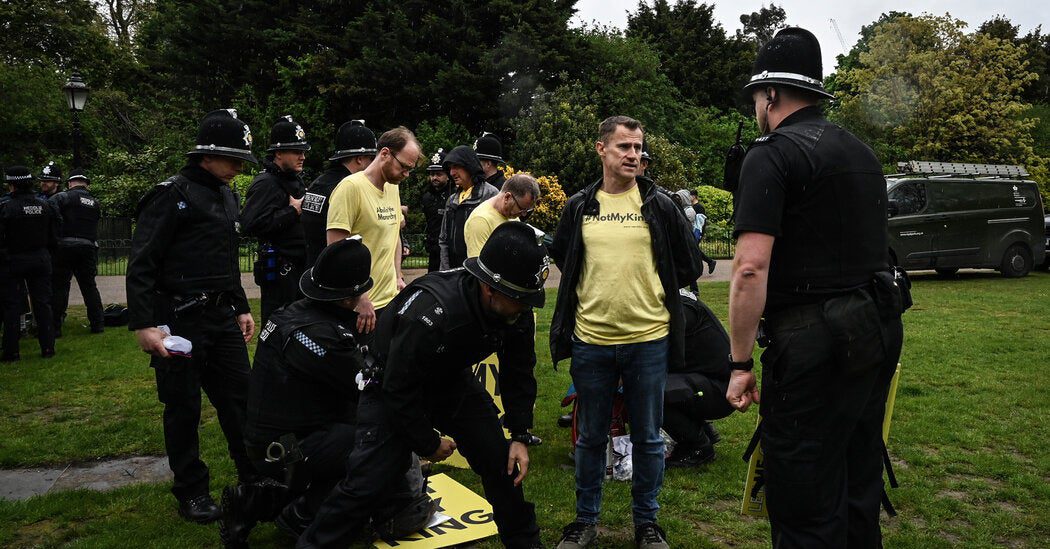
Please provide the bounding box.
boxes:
[500,164,567,234]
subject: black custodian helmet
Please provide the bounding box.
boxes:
[187,109,259,163]
[463,221,549,308]
[267,115,311,152]
[329,120,378,161]
[473,132,504,164]
[427,148,447,172]
[39,161,62,181]
[743,27,834,100]
[640,140,653,163]
[299,235,374,301]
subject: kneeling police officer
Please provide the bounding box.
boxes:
[299,222,546,549]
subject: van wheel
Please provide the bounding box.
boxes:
[1000,244,1032,278]
[934,268,958,278]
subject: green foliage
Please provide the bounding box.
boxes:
[0,63,69,168]
[90,145,184,217]
[694,184,734,226]
[415,117,472,162]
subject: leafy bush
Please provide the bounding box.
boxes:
[500,165,567,234]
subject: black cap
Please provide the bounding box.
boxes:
[473,132,504,163]
[299,236,374,301]
[641,140,653,163]
[463,222,549,308]
[186,109,259,163]
[330,120,377,161]
[4,166,35,189]
[427,148,447,171]
[743,27,834,99]
[67,168,90,184]
[267,115,311,152]
[39,161,62,181]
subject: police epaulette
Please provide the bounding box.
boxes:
[753,135,773,144]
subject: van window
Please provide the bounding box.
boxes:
[890,182,926,215]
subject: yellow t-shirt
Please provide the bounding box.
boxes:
[464,200,516,258]
[326,172,402,309]
[458,186,472,203]
[574,186,669,345]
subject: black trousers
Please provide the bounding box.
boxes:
[759,291,903,549]
[299,373,540,548]
[151,303,255,500]
[260,259,304,327]
[662,372,733,448]
[52,245,104,331]
[1,250,54,357]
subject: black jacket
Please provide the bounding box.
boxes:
[126,165,250,330]
[240,159,307,263]
[0,190,60,255]
[421,183,450,254]
[486,171,506,191]
[302,164,352,268]
[438,146,497,269]
[373,269,537,457]
[245,298,363,445]
[548,176,703,370]
[50,186,101,243]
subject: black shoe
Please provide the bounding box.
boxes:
[274,500,312,540]
[178,493,222,524]
[555,521,597,548]
[557,414,573,428]
[41,349,55,359]
[666,445,716,468]
[635,522,669,548]
[219,486,253,548]
[706,259,718,275]
[90,325,105,334]
[702,422,721,445]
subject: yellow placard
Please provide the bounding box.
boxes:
[445,354,506,469]
[741,363,903,517]
[373,473,499,548]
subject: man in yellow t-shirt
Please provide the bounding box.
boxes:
[326,126,422,334]
[548,116,702,548]
[464,173,540,258]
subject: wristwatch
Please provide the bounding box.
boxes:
[728,354,754,371]
[510,431,543,446]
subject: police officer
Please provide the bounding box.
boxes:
[639,140,652,177]
[127,109,260,524]
[421,148,450,272]
[475,132,506,190]
[49,169,104,336]
[38,161,62,199]
[300,222,546,549]
[726,28,907,548]
[241,115,311,325]
[220,236,379,546]
[438,145,498,270]
[301,120,377,269]
[0,166,60,361]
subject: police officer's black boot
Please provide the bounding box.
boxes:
[666,429,716,468]
[178,493,222,524]
[274,495,312,540]
[702,421,721,445]
[219,478,287,547]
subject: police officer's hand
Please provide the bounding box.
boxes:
[135,328,170,358]
[237,313,255,342]
[355,294,377,333]
[727,370,760,412]
[427,438,457,462]
[288,194,303,215]
[507,441,530,486]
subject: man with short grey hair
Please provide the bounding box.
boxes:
[464,173,540,258]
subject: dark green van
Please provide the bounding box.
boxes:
[886,162,1046,277]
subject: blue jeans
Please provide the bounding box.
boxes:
[570,336,668,526]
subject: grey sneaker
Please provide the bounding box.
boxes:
[635,522,669,549]
[556,521,597,548]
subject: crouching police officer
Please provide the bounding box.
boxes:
[221,236,413,547]
[0,166,60,361]
[50,169,104,335]
[726,28,907,548]
[241,116,311,325]
[127,109,260,523]
[299,222,546,549]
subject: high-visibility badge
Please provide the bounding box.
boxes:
[741,363,903,517]
[373,473,498,548]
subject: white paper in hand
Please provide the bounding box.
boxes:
[157,324,193,357]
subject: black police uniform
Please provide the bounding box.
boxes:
[49,185,104,333]
[0,186,60,359]
[734,104,905,547]
[301,163,350,268]
[421,180,449,272]
[299,269,541,548]
[127,163,256,503]
[241,159,307,325]
[474,132,505,191]
[486,171,506,191]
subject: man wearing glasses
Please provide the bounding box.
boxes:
[464,174,540,259]
[326,126,422,335]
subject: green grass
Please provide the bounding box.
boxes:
[1,272,1048,547]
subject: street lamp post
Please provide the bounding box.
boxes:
[63,72,90,169]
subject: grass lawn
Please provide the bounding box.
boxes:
[1,271,1048,548]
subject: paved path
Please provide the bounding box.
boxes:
[68,261,734,306]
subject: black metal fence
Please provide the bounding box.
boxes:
[96,218,734,276]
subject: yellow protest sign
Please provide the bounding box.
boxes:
[373,473,499,548]
[741,363,903,517]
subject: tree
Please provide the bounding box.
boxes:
[978,17,1050,104]
[738,4,786,46]
[96,0,152,49]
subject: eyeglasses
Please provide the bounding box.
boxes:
[388,150,416,174]
[509,192,535,219]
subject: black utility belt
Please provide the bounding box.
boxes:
[58,237,98,247]
[168,291,236,314]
